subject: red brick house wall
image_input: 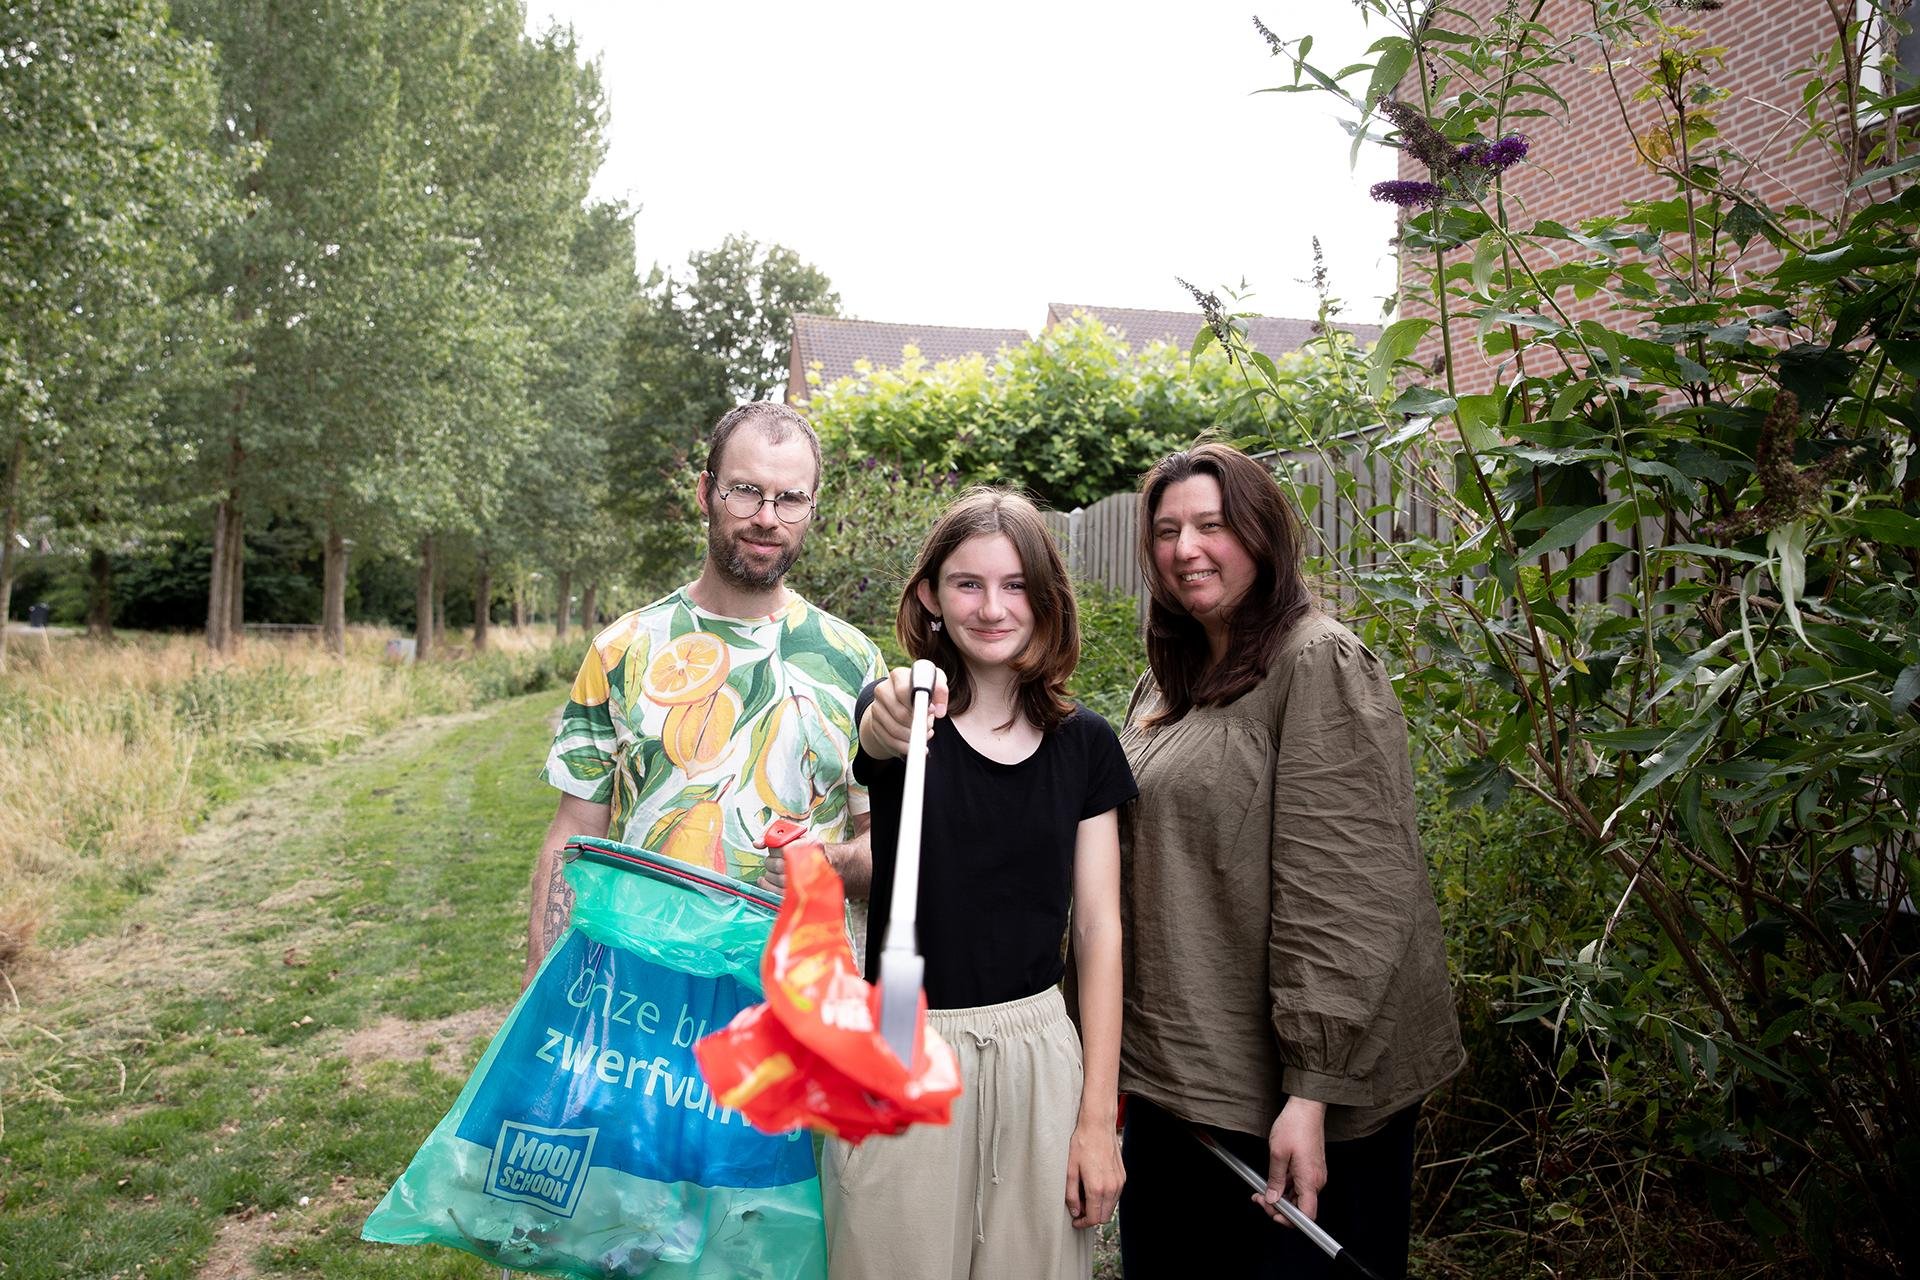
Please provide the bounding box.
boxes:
[1393,0,1856,394]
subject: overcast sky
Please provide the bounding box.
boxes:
[524,1,1400,333]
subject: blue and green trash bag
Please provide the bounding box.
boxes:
[361,837,826,1279]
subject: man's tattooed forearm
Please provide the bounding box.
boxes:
[539,857,574,954]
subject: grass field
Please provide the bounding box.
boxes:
[0,691,560,1277]
[0,628,580,974]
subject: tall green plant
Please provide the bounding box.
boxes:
[806,313,1292,510]
[1223,2,1920,1272]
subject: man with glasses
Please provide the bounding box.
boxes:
[525,402,885,982]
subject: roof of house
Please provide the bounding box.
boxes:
[791,314,1031,397]
[1045,303,1382,356]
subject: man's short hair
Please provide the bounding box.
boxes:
[704,402,824,492]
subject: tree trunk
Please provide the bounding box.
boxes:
[554,569,572,641]
[226,504,244,641]
[512,582,525,628]
[207,423,245,654]
[0,425,27,672]
[473,560,491,653]
[433,563,446,651]
[322,522,347,657]
[580,582,599,635]
[206,500,230,654]
[415,533,434,660]
[86,547,113,639]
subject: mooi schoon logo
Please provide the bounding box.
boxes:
[486,1121,598,1217]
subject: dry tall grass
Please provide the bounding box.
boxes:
[0,625,579,974]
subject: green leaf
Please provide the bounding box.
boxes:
[1655,541,1768,564]
[1585,727,1673,752]
[1368,318,1433,399]
[1775,241,1918,287]
[1849,508,1920,549]
[1471,234,1502,295]
[1364,37,1414,111]
[1765,520,1812,647]
[1551,541,1628,589]
[1848,153,1920,190]
[1444,756,1513,811]
[1524,501,1631,560]
[1387,385,1456,417]
[1893,664,1920,718]
[1603,714,1725,834]
[1453,394,1504,452]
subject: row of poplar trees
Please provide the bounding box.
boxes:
[1,0,637,666]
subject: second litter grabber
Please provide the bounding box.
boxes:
[1192,1128,1387,1280]
[876,658,937,1065]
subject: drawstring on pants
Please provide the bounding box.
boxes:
[964,1026,1003,1243]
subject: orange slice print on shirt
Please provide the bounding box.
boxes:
[641,631,730,706]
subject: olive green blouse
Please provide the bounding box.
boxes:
[1117,613,1465,1142]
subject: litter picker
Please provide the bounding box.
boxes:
[876,659,937,1065]
[1191,1128,1387,1280]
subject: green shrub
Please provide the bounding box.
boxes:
[1243,3,1920,1271]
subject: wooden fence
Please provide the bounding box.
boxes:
[1043,431,1660,613]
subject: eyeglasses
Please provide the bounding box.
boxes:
[708,474,816,524]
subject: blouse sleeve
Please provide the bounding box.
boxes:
[1267,629,1426,1105]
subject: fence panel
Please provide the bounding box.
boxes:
[1048,436,1660,624]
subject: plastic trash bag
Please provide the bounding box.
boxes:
[361,837,826,1279]
[694,820,961,1144]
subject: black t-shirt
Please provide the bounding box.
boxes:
[854,684,1138,1009]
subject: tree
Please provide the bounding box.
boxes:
[0,0,238,665]
[608,236,837,587]
[502,199,638,644]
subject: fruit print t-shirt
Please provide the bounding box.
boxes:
[541,586,886,885]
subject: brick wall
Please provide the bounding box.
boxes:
[1392,0,1855,393]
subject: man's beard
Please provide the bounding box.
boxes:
[709,522,802,591]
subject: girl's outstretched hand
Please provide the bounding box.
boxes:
[1066,1118,1125,1228]
[858,665,949,761]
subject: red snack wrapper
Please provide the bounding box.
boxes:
[694,820,962,1143]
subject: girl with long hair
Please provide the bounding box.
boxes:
[822,487,1134,1280]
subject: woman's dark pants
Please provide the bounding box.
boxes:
[1117,1094,1419,1279]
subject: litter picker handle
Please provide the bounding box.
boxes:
[876,660,938,1064]
[886,659,938,937]
[1191,1129,1382,1280]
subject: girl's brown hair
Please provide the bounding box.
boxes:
[897,487,1079,733]
[1137,443,1313,726]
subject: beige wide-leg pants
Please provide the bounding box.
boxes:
[821,987,1092,1280]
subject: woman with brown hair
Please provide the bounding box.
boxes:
[1115,443,1463,1279]
[823,487,1134,1280]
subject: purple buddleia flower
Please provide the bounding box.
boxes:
[1482,134,1529,171]
[1377,99,1461,177]
[1370,179,1445,208]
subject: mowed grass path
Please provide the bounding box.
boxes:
[0,691,565,1278]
